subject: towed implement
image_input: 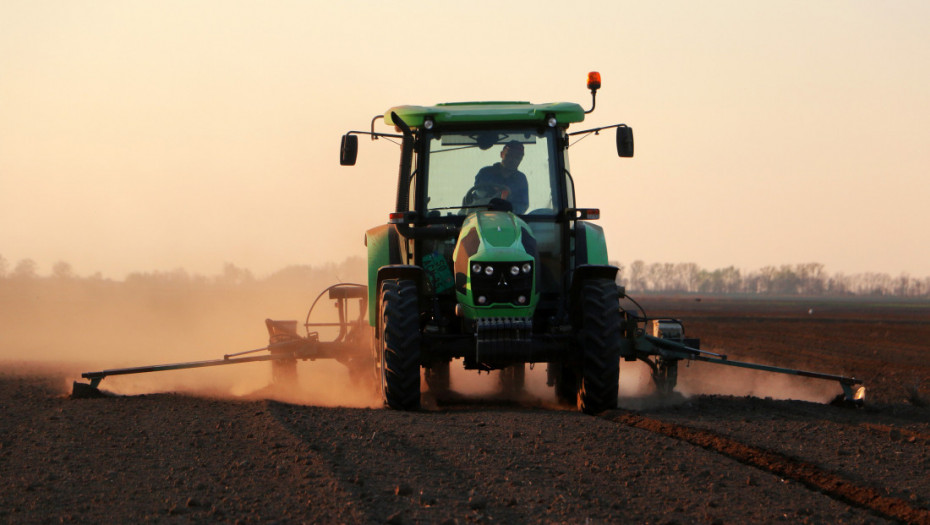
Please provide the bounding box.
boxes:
[73,72,864,411]
[72,283,373,398]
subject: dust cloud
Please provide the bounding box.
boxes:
[88,360,381,409]
[434,363,558,404]
[614,352,840,409]
[0,258,382,407]
[414,350,840,411]
[1,258,842,409]
[675,356,840,403]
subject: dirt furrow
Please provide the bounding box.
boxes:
[635,395,930,513]
[259,397,889,523]
[609,410,930,524]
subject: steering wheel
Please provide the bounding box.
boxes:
[462,183,511,208]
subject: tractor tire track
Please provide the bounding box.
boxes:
[608,410,930,524]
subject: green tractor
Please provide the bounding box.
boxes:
[341,72,635,414]
[71,73,864,408]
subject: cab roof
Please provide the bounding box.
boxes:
[384,101,586,129]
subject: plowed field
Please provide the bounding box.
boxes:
[2,296,929,523]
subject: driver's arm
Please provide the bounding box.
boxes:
[474,166,492,185]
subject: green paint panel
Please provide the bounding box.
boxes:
[365,225,392,326]
[476,212,521,247]
[582,222,609,264]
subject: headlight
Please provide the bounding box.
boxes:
[521,262,532,274]
[484,266,494,276]
[510,265,520,276]
[472,263,482,274]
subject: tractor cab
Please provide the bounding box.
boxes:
[403,120,574,306]
[345,99,632,320]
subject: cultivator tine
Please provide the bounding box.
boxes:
[840,382,867,406]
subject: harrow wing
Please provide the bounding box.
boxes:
[626,314,866,405]
[72,284,372,397]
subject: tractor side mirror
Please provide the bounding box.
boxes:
[616,126,634,158]
[340,134,358,166]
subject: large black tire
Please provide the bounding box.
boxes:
[379,279,421,410]
[499,364,526,396]
[577,279,622,414]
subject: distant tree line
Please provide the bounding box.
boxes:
[0,254,365,287]
[0,254,367,311]
[616,261,930,297]
[0,253,927,298]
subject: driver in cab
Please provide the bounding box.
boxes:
[472,140,529,214]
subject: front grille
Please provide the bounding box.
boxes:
[470,261,533,306]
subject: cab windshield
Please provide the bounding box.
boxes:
[423,128,561,217]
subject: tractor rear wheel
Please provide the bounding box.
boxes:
[577,279,622,414]
[379,279,421,410]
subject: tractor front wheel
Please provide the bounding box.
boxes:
[378,279,421,410]
[577,279,622,414]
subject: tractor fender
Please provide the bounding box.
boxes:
[376,265,425,291]
[365,224,403,325]
[574,221,609,266]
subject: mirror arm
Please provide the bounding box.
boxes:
[567,123,628,137]
[345,130,404,140]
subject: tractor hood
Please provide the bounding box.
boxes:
[452,211,539,319]
[473,211,523,248]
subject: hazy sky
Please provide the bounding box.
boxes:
[2,1,928,279]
